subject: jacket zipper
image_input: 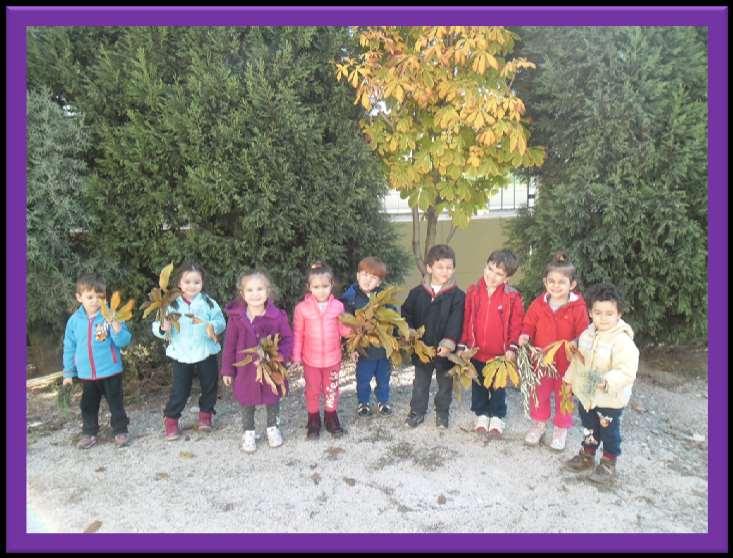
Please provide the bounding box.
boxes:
[87,317,97,379]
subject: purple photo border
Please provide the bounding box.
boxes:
[6,6,727,553]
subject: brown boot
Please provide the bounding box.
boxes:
[306,412,321,440]
[589,456,617,484]
[323,410,345,438]
[564,448,596,472]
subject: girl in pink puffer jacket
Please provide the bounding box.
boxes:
[292,262,352,440]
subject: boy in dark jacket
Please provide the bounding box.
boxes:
[402,245,465,429]
[340,256,393,416]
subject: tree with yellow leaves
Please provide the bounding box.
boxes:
[336,26,545,275]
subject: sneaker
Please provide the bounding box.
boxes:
[589,457,617,484]
[241,430,257,453]
[198,411,213,432]
[405,412,425,428]
[435,414,449,429]
[488,416,505,439]
[524,421,547,446]
[564,449,596,472]
[114,433,129,447]
[474,415,490,433]
[356,402,373,417]
[550,427,568,451]
[164,416,181,441]
[266,425,284,448]
[377,402,393,416]
[76,435,97,450]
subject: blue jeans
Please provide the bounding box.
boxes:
[470,358,507,418]
[578,402,623,456]
[356,358,391,405]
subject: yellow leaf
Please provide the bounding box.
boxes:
[116,299,136,322]
[142,301,161,320]
[100,299,114,323]
[159,263,175,290]
[486,53,499,70]
[542,340,565,366]
[110,291,121,312]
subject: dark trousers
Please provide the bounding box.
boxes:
[578,402,623,457]
[470,358,507,418]
[355,358,391,405]
[80,373,129,435]
[163,354,219,419]
[241,402,280,430]
[409,361,453,418]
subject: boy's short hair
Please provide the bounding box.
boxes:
[487,249,519,277]
[425,244,456,268]
[76,273,106,294]
[358,256,387,279]
[585,283,625,313]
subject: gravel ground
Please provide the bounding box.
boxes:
[26,360,708,534]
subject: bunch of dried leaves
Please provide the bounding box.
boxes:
[515,343,558,418]
[482,357,521,390]
[446,347,479,401]
[141,263,182,335]
[233,334,289,397]
[100,291,135,323]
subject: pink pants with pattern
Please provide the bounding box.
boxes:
[529,373,574,428]
[303,364,341,413]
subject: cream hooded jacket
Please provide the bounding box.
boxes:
[564,318,640,410]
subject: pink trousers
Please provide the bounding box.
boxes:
[303,364,341,413]
[529,373,574,428]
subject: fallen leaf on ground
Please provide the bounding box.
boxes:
[95,466,106,473]
[325,447,345,460]
[155,472,170,480]
[437,495,447,505]
[179,451,195,459]
[311,472,321,485]
[84,520,102,533]
[343,477,357,486]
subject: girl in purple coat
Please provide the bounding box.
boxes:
[220,271,293,453]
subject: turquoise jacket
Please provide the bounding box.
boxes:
[152,293,226,364]
[62,306,132,380]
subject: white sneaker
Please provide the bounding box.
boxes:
[524,420,547,446]
[550,427,568,451]
[266,426,283,448]
[488,416,505,438]
[474,415,490,433]
[241,430,257,453]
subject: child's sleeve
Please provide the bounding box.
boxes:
[208,300,227,336]
[460,287,475,347]
[220,318,239,378]
[604,336,640,393]
[440,290,465,352]
[292,304,304,364]
[277,310,295,363]
[400,289,416,329]
[520,300,539,341]
[508,292,525,347]
[110,321,132,348]
[62,318,77,378]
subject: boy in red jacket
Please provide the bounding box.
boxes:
[518,251,589,450]
[459,250,524,439]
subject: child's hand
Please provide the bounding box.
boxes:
[505,349,517,363]
[222,376,232,387]
[597,379,609,392]
[518,334,530,346]
[205,323,217,342]
[350,351,359,363]
[62,377,73,386]
[160,320,171,332]
[110,320,122,334]
[436,346,451,357]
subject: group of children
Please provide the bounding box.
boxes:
[62,247,639,484]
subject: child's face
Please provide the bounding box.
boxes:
[590,300,621,332]
[483,261,508,290]
[357,271,381,293]
[543,271,576,303]
[76,289,103,316]
[179,271,203,300]
[426,258,455,286]
[309,273,333,303]
[241,277,269,308]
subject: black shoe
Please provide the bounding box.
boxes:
[405,412,425,428]
[324,411,345,438]
[356,403,373,417]
[435,414,449,429]
[377,402,393,416]
[306,412,321,440]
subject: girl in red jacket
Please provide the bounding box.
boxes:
[292,262,352,440]
[518,251,589,451]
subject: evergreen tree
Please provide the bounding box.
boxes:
[508,27,708,345]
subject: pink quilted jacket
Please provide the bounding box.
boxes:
[292,294,352,368]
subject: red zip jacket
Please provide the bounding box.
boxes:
[461,279,525,362]
[520,291,589,374]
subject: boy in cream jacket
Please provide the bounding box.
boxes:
[563,283,639,484]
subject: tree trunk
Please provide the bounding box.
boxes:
[411,206,426,276]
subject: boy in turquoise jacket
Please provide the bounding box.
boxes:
[62,273,133,449]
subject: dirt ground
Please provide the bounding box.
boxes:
[25,348,708,534]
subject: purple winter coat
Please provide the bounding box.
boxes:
[220,298,294,406]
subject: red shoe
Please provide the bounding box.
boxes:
[164,416,181,441]
[198,411,213,432]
